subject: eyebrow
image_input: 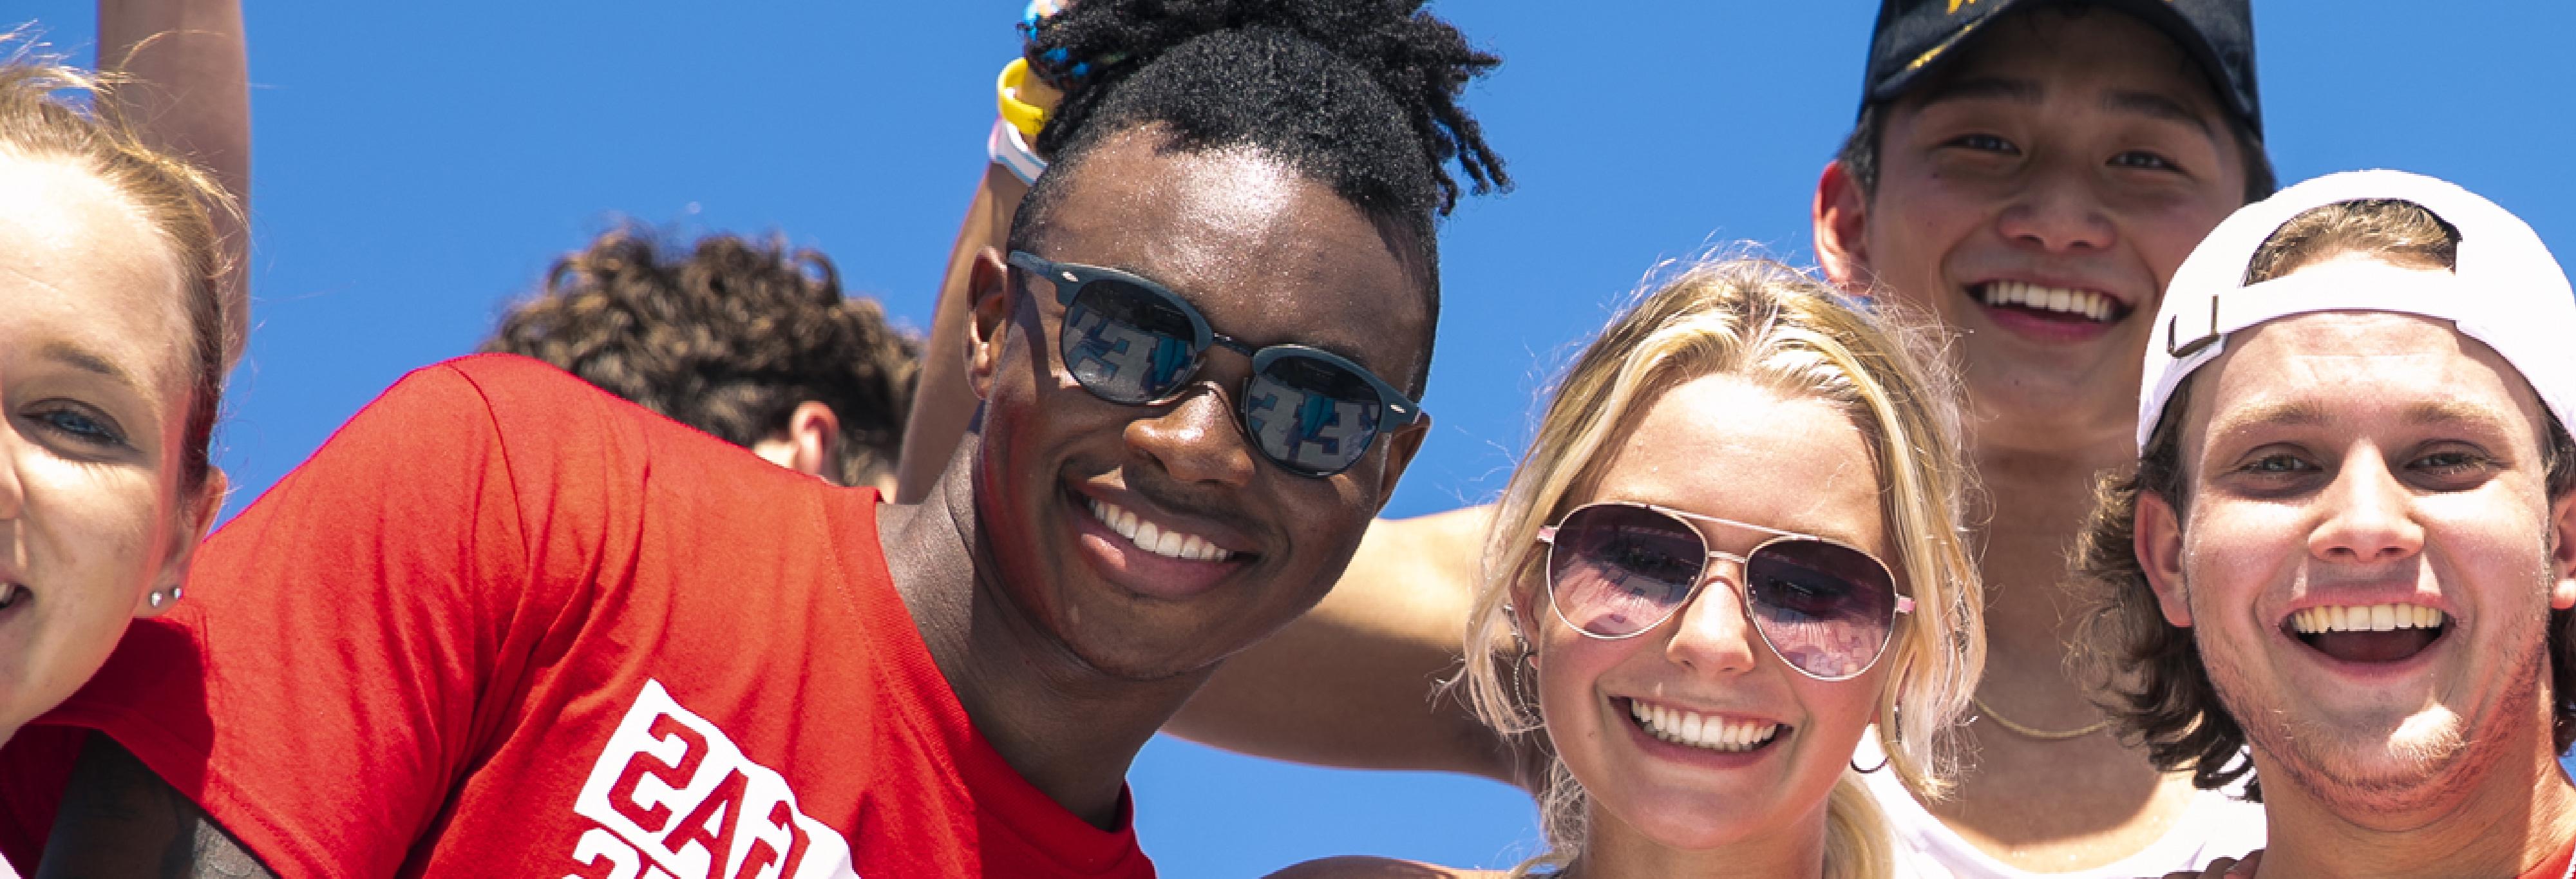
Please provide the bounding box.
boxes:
[2206,399,2530,450]
[1913,75,2041,109]
[1916,75,2213,137]
[2103,89,2213,135]
[41,343,142,390]
[2403,399,2521,438]
[2204,399,2331,445]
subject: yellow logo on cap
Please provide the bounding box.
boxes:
[1948,0,1981,12]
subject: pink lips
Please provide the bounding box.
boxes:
[1065,489,1249,601]
[1967,279,2132,345]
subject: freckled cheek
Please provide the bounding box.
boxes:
[1800,669,1881,733]
[2179,506,2303,634]
[25,473,167,630]
[1534,636,1633,735]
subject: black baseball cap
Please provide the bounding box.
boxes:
[1860,0,2262,137]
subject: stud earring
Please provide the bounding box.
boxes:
[147,585,183,609]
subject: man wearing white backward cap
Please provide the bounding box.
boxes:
[2074,169,2576,879]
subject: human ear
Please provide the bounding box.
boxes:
[2549,493,2576,611]
[2135,491,2194,628]
[1812,160,1875,294]
[752,402,843,483]
[140,468,227,618]
[1367,413,1431,513]
[965,247,1016,402]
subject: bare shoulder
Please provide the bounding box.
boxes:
[1263,856,1496,879]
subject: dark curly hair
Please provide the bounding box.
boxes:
[482,227,919,487]
[1009,0,1510,392]
[2073,198,2576,801]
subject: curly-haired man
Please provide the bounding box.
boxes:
[2079,170,2576,878]
[482,227,919,491]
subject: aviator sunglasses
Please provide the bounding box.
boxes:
[1537,502,1913,681]
[1010,250,1425,477]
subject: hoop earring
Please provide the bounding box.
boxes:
[1500,603,1539,709]
[1851,752,1889,774]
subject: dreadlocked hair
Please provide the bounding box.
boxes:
[1028,0,1504,213]
[1011,1,1507,379]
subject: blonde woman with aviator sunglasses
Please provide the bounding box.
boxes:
[1271,258,1984,879]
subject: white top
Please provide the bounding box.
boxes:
[1856,739,2266,879]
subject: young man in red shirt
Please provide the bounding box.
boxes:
[0,2,1506,876]
[2084,170,2576,878]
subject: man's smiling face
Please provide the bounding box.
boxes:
[967,127,1432,682]
[1849,8,2249,442]
[2141,284,2576,817]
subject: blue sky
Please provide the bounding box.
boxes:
[14,1,2576,874]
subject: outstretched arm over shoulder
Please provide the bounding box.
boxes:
[1166,506,1540,788]
[37,735,272,879]
[98,0,250,361]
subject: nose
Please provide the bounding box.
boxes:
[1663,565,1762,676]
[2309,446,2424,566]
[1994,165,2117,255]
[1125,381,1259,487]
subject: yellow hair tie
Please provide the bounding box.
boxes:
[997,58,1054,140]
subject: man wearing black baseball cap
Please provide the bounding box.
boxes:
[1169,1,2281,876]
[1813,1,2275,876]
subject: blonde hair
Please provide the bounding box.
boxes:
[1462,257,1985,879]
[0,44,240,493]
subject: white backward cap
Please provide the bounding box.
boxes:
[2137,169,2576,453]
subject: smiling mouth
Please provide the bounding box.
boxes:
[1972,281,2128,324]
[1622,697,1784,753]
[2289,603,2450,665]
[1084,497,1239,563]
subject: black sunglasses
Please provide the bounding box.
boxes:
[1009,250,1426,477]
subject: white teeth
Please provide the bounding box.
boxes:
[2290,603,2448,635]
[0,583,16,609]
[1977,281,2119,321]
[1627,701,1781,753]
[1086,498,1236,563]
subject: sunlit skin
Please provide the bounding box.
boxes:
[1821,10,2246,443]
[1530,375,1892,878]
[2139,264,2576,876]
[1803,9,2259,869]
[0,153,222,745]
[963,126,1432,684]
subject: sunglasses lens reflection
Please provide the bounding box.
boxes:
[1548,504,1705,637]
[1745,539,1899,679]
[1548,505,1903,679]
[1061,279,1199,403]
[1244,354,1385,476]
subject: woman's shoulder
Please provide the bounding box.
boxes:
[1262,856,1501,879]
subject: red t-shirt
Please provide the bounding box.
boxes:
[2521,838,2576,879]
[0,355,1154,879]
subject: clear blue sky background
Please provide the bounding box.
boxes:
[14,1,2576,874]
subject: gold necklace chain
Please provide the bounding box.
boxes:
[1973,695,2112,741]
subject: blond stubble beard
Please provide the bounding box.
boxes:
[2195,567,2555,820]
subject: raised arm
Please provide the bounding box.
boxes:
[36,735,274,879]
[893,164,1025,502]
[1166,506,1539,788]
[97,0,249,364]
